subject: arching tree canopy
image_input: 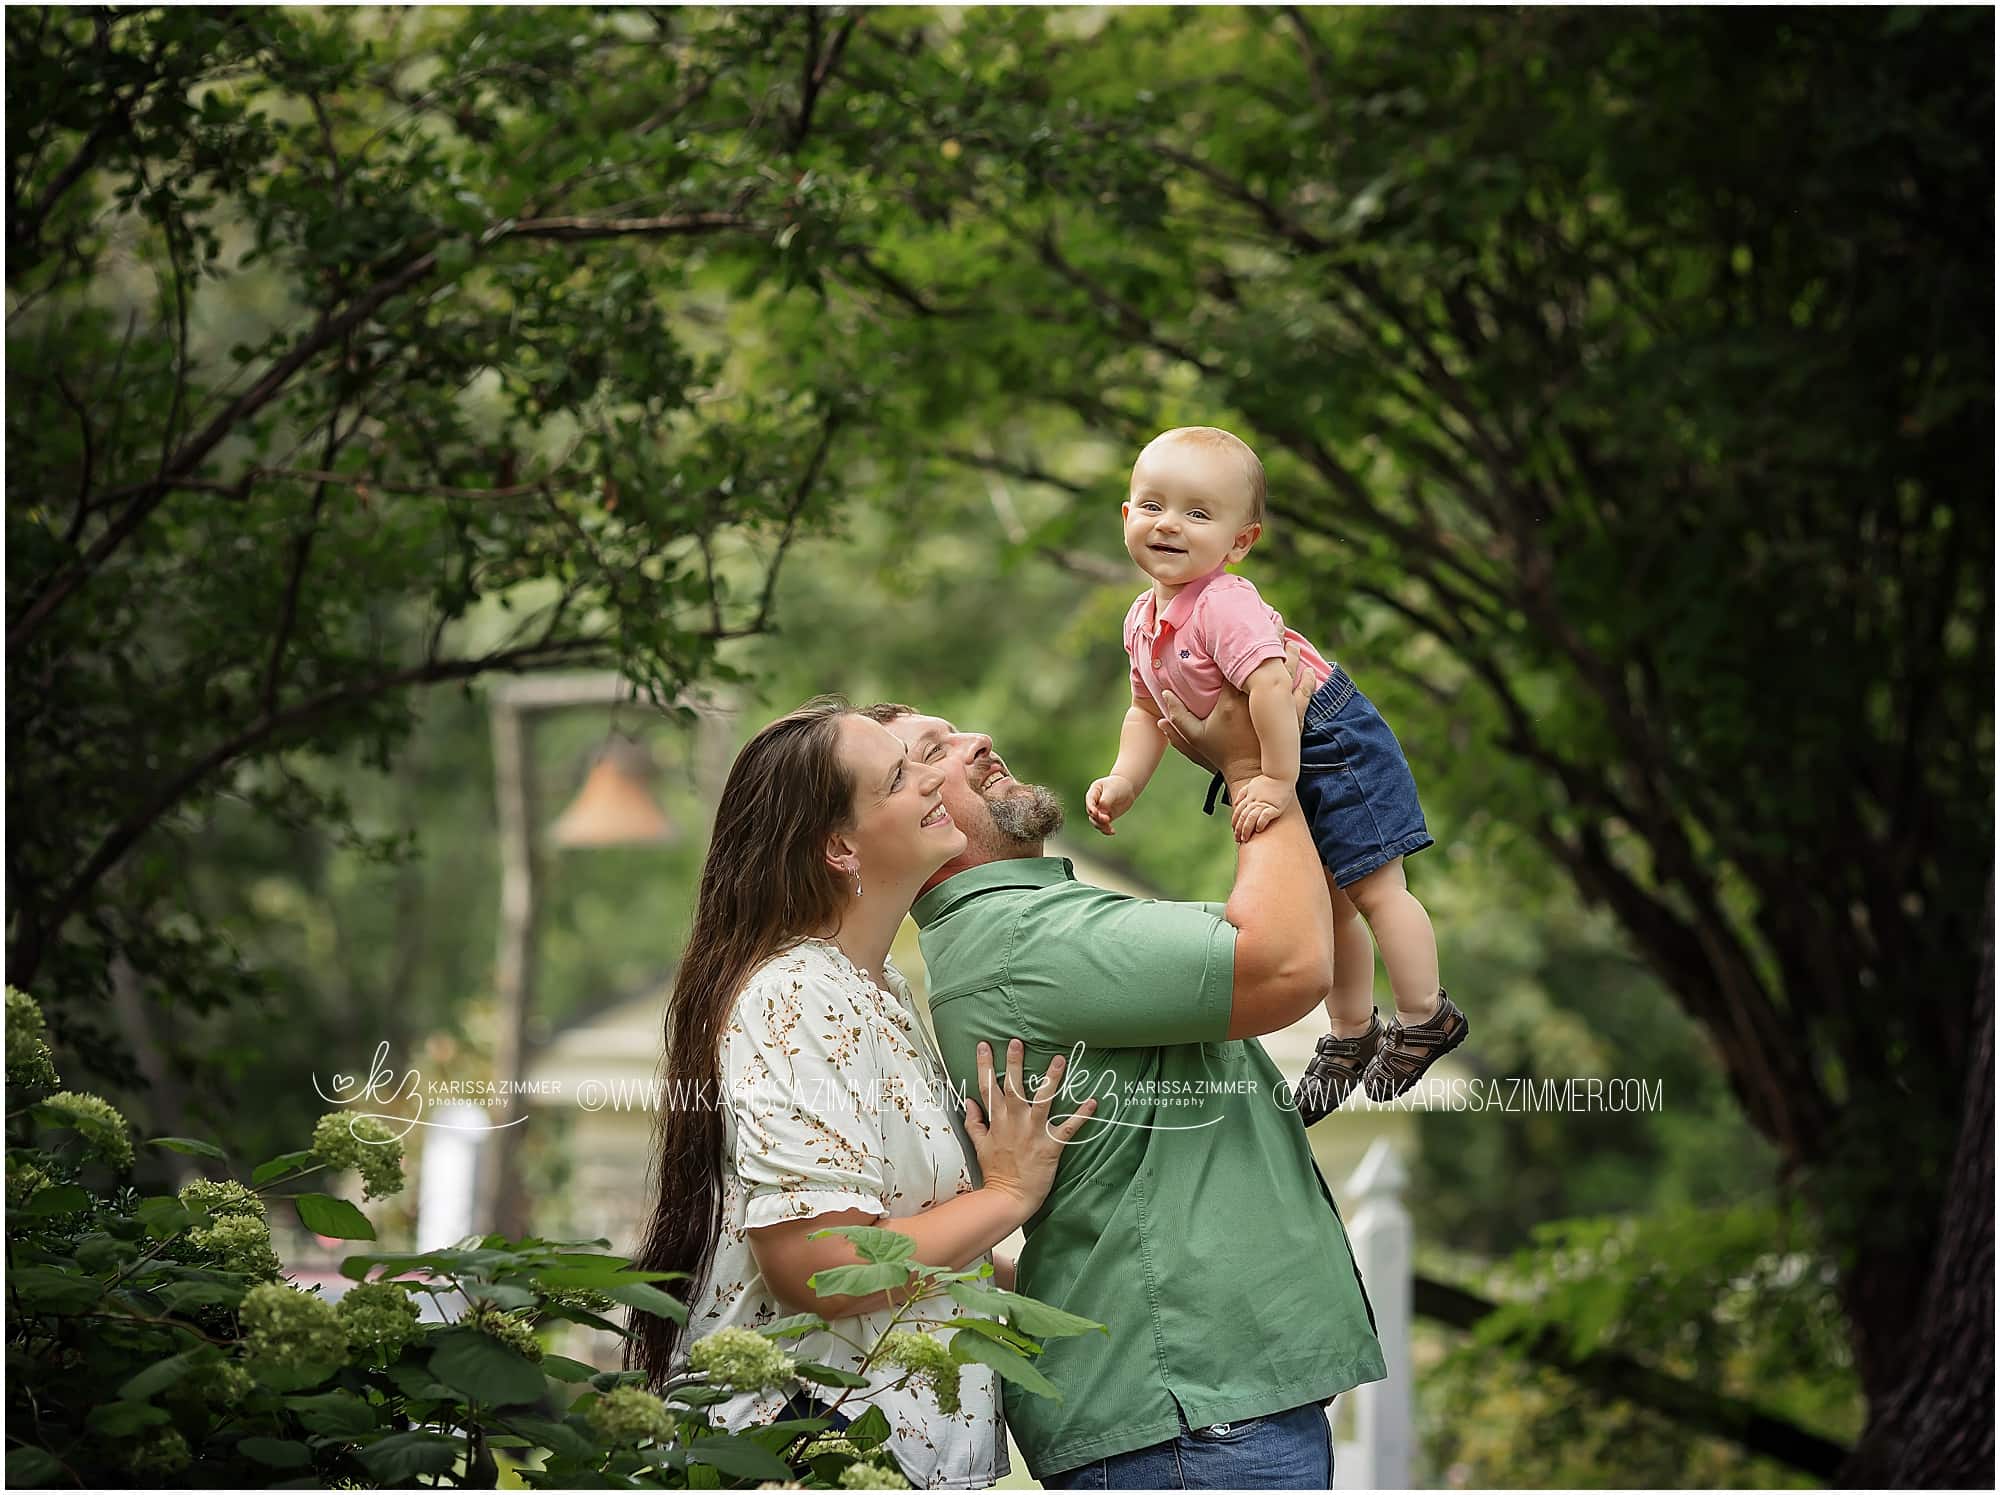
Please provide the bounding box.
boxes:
[6,6,1990,1483]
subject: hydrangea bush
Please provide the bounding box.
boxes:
[4,989,1103,1488]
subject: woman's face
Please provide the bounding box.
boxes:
[835,715,965,890]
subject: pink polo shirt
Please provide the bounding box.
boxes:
[1123,566,1333,719]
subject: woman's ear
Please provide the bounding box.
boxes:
[823,831,859,876]
[1227,521,1263,563]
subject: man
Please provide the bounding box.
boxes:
[869,653,1387,1489]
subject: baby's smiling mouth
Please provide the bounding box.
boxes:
[1149,543,1187,554]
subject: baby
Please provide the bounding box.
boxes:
[1085,426,1469,1117]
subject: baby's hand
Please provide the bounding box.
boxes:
[1086,775,1138,836]
[1229,775,1296,843]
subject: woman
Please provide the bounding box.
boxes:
[628,696,1094,1489]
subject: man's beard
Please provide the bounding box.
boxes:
[987,782,1064,844]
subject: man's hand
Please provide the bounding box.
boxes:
[1156,641,1314,781]
[1085,774,1138,835]
[1230,775,1296,843]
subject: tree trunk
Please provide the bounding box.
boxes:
[1839,883,1994,1488]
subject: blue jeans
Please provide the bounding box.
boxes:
[1041,1399,1334,1489]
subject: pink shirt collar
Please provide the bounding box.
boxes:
[1140,562,1231,635]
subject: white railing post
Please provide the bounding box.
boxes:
[413,1104,490,1324]
[1334,1137,1415,1489]
[416,1104,491,1251]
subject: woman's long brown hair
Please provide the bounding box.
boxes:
[625,696,860,1386]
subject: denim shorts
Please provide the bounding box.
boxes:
[1205,663,1433,887]
[1041,1398,1334,1489]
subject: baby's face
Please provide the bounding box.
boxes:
[1122,441,1260,587]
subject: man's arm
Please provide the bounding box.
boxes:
[1158,646,1334,1039]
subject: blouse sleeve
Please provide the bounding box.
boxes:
[723,961,894,1230]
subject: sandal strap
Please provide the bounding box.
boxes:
[1373,994,1465,1087]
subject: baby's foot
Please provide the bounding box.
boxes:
[1294,1009,1382,1125]
[1360,990,1469,1102]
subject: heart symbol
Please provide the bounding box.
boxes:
[330,1073,355,1093]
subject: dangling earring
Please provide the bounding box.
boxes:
[852,867,863,898]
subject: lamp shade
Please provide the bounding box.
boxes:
[549,737,674,847]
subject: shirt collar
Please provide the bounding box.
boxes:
[911,856,1075,928]
[1144,562,1230,635]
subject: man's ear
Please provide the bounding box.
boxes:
[1227,521,1262,563]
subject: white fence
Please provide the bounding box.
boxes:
[1333,1137,1415,1489]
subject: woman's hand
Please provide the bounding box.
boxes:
[962,1038,1096,1225]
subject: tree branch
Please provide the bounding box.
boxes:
[8,246,443,655]
[11,203,762,656]
[752,411,842,632]
[494,210,753,243]
[23,636,620,979]
[1414,1274,1850,1479]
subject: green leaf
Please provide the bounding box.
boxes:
[428,1328,548,1407]
[667,1383,733,1407]
[499,1416,598,1462]
[16,1184,90,1217]
[942,1315,1042,1353]
[539,1353,600,1383]
[8,1266,103,1313]
[534,1300,632,1337]
[357,1431,461,1482]
[532,1264,685,1289]
[239,1437,313,1469]
[792,1361,870,1388]
[6,1447,63,1488]
[87,1400,171,1435]
[283,1390,379,1438]
[252,1149,319,1185]
[684,1436,797,1482]
[806,1261,912,1298]
[602,1280,687,1322]
[147,1135,227,1160]
[75,1233,134,1272]
[757,1311,831,1340]
[293,1192,376,1240]
[382,1358,456,1401]
[944,1282,1106,1338]
[251,1360,342,1393]
[119,1349,204,1400]
[134,1196,196,1238]
[152,1278,246,1312]
[589,1368,648,1392]
[846,1404,892,1450]
[808,1224,918,1265]
[470,1281,541,1311]
[950,1330,1063,1400]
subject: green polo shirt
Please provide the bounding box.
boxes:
[911,856,1387,1479]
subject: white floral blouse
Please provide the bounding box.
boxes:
[680,938,1008,1489]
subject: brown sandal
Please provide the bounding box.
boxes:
[1361,990,1469,1101]
[1294,1010,1383,1125]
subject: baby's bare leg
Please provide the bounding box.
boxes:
[1344,858,1442,1023]
[1324,872,1377,1036]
